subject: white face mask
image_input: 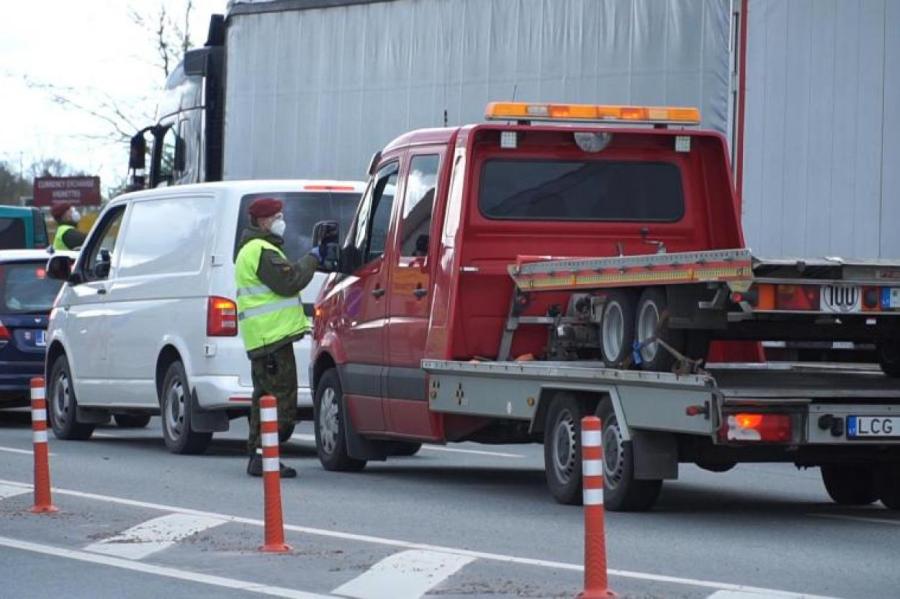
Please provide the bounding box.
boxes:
[269,218,286,237]
[69,208,81,223]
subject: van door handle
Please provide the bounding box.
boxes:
[371,287,385,298]
[413,288,427,299]
[96,288,107,295]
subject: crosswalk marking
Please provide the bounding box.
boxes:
[0,482,30,500]
[83,513,226,560]
[331,549,475,599]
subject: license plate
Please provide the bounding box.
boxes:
[35,330,46,347]
[882,288,900,309]
[847,415,900,439]
[820,285,861,313]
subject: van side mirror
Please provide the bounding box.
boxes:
[173,136,186,173]
[311,220,340,272]
[47,255,74,282]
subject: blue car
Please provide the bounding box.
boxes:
[0,250,68,407]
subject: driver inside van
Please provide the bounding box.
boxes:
[234,197,320,478]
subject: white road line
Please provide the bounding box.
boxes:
[707,592,825,599]
[83,513,227,560]
[0,482,30,500]
[0,535,332,599]
[331,549,474,599]
[810,513,900,527]
[290,433,524,459]
[0,479,837,597]
[0,445,54,456]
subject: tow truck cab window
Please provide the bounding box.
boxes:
[0,218,26,250]
[346,162,398,268]
[398,154,440,258]
[479,159,684,222]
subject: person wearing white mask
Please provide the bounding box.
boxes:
[51,202,86,251]
[233,197,320,478]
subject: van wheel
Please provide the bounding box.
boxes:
[598,400,662,511]
[877,464,900,510]
[635,288,684,372]
[820,464,878,505]
[314,369,366,472]
[543,393,587,505]
[48,354,95,440]
[114,413,151,428]
[159,361,211,455]
[877,341,900,377]
[599,290,637,367]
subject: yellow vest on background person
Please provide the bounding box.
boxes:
[234,238,310,352]
[53,224,76,251]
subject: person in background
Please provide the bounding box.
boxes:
[234,197,320,478]
[51,203,86,251]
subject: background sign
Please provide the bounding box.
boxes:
[33,176,101,207]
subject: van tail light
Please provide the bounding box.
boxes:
[207,296,238,337]
[723,412,792,443]
[775,285,820,311]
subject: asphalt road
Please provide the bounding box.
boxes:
[0,410,898,599]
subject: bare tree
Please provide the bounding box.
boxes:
[129,0,195,79]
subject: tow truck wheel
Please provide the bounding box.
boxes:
[314,369,366,472]
[598,400,662,511]
[876,464,900,510]
[820,464,878,505]
[543,393,586,505]
[877,341,900,378]
[48,354,95,441]
[635,288,684,372]
[599,290,638,368]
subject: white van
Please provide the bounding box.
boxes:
[43,180,364,454]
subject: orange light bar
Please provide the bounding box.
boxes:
[485,102,701,125]
[303,184,357,192]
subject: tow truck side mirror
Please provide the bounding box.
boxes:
[128,132,147,189]
[312,220,341,272]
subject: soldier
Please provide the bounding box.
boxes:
[234,197,320,477]
[51,202,86,251]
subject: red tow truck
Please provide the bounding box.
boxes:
[309,102,900,511]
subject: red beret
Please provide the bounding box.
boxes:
[51,202,74,221]
[248,197,283,219]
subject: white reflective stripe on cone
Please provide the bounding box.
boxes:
[583,488,604,506]
[260,407,278,422]
[583,459,604,477]
[582,430,602,447]
[31,388,45,400]
[31,409,46,422]
[260,432,279,448]
[262,457,279,473]
[32,430,48,443]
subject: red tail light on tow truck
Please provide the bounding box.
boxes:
[723,412,792,443]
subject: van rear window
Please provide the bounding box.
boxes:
[235,192,360,261]
[479,159,684,222]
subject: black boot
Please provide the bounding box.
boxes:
[246,454,262,477]
[279,462,297,478]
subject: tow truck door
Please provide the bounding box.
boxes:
[385,148,444,439]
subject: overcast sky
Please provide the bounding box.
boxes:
[0,0,226,193]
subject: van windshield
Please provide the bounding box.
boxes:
[0,261,63,314]
[235,192,361,261]
[479,159,684,222]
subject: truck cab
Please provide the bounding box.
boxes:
[311,102,743,456]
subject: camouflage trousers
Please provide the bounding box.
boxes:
[247,343,297,453]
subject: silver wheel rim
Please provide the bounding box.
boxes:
[637,300,660,362]
[603,417,626,489]
[52,371,71,428]
[551,410,577,484]
[319,387,339,456]
[164,379,185,440]
[601,301,625,361]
